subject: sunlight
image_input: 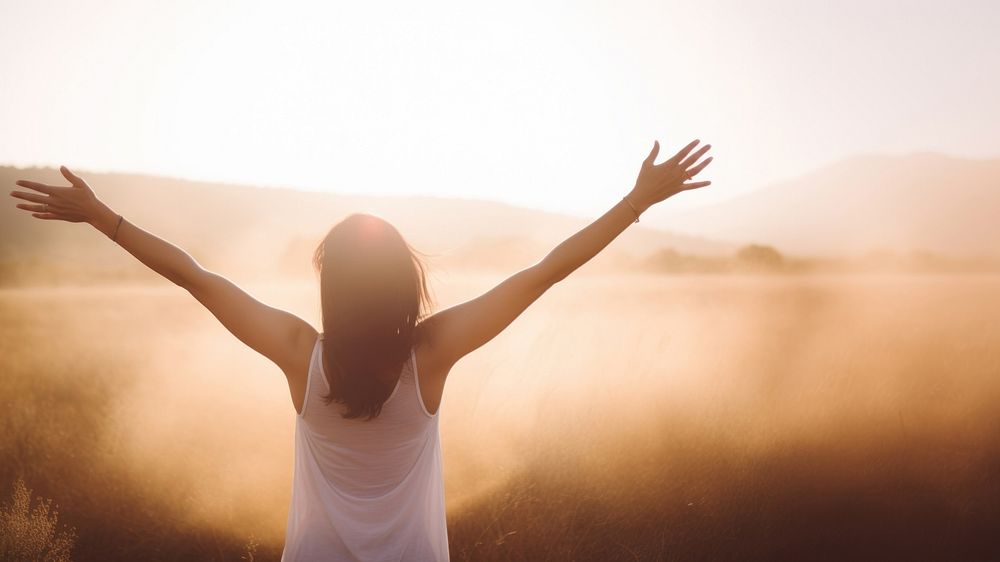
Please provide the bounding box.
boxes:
[3,0,997,218]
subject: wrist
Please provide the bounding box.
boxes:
[624,191,652,216]
[90,202,119,238]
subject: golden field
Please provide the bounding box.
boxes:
[2,271,999,561]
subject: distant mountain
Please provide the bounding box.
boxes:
[0,167,734,284]
[652,153,1000,258]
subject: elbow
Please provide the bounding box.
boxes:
[169,273,192,290]
[172,259,207,292]
[533,259,566,288]
[550,266,573,284]
[165,271,190,290]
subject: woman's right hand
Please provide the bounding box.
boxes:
[627,139,713,213]
[11,166,109,225]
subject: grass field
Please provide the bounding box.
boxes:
[2,272,999,561]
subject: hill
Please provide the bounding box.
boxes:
[652,153,1000,258]
[0,167,734,285]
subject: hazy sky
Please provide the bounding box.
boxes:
[2,0,998,217]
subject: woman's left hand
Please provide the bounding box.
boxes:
[10,166,106,224]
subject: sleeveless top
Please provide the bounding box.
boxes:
[281,334,449,562]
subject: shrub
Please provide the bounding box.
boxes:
[735,243,785,270]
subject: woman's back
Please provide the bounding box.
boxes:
[282,334,449,562]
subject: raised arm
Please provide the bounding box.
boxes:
[418,139,713,376]
[10,167,317,390]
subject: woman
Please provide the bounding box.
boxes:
[10,138,712,561]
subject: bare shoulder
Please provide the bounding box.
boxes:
[409,264,554,415]
[419,265,552,364]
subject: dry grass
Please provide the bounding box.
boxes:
[1,272,999,561]
[0,478,76,562]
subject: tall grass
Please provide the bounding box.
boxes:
[1,273,999,560]
[0,478,76,562]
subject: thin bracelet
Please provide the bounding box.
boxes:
[111,214,124,242]
[622,196,641,223]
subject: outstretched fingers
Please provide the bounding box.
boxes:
[13,180,64,195]
[682,180,712,191]
[9,191,50,204]
[643,140,661,167]
[685,155,714,178]
[665,139,700,166]
[679,144,711,170]
[15,203,48,213]
[60,166,86,188]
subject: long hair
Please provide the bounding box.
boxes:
[312,214,432,420]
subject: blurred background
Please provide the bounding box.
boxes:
[2,1,999,560]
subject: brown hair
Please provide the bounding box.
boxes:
[313,214,433,420]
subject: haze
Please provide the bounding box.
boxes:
[4,2,1000,560]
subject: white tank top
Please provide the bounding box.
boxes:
[281,334,449,562]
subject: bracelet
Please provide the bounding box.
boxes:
[622,196,641,223]
[111,214,124,242]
